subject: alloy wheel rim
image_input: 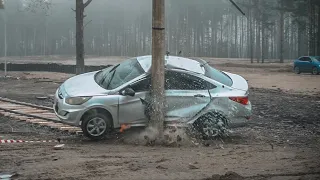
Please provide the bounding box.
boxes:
[87,117,107,136]
[295,67,299,73]
[313,68,317,74]
[203,126,219,137]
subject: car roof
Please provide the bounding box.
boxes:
[136,55,205,74]
[299,56,319,58]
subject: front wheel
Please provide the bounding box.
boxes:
[81,113,112,140]
[312,67,319,75]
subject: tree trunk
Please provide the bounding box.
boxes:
[318,6,320,54]
[247,2,254,63]
[3,9,7,76]
[256,19,260,63]
[308,0,316,56]
[234,14,238,58]
[250,15,254,63]
[279,0,284,63]
[75,0,92,74]
[150,0,165,136]
[76,0,85,74]
[220,17,223,57]
[261,22,265,63]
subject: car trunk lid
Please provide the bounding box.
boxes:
[223,71,249,92]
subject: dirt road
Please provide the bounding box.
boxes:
[0,62,320,180]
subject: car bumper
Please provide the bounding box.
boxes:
[53,89,85,126]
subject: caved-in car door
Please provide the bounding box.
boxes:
[304,57,313,72]
[164,70,216,120]
[296,57,305,72]
[299,57,311,72]
[118,76,151,125]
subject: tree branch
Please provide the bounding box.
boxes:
[84,0,93,8]
[84,20,92,29]
[71,8,76,12]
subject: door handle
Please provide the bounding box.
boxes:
[194,94,206,98]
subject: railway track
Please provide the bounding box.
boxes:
[0,97,82,134]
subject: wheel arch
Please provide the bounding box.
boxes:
[191,110,230,139]
[80,106,116,128]
[312,66,319,75]
[188,108,229,125]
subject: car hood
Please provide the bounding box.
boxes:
[223,71,248,92]
[63,71,107,97]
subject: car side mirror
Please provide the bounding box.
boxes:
[121,88,135,97]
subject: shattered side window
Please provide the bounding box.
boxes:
[165,71,216,90]
[130,77,151,92]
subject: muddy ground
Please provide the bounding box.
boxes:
[0,60,320,180]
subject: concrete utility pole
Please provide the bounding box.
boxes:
[150,0,165,136]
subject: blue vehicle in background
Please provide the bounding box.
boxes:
[294,56,320,75]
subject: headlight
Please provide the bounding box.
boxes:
[65,97,92,105]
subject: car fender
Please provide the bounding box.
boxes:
[187,97,251,125]
[187,97,230,124]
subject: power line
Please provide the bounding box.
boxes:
[229,0,245,15]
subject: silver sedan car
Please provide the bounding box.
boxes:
[54,56,252,139]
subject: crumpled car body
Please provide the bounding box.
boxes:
[54,55,252,137]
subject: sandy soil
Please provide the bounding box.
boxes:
[0,61,320,180]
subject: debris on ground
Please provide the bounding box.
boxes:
[35,96,48,100]
[34,80,53,83]
[156,165,168,170]
[188,163,199,169]
[53,144,65,150]
[204,171,244,180]
[128,163,141,171]
[0,172,19,179]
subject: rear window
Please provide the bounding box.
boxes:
[203,65,233,86]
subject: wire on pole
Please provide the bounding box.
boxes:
[229,0,245,16]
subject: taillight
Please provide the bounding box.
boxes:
[229,96,249,105]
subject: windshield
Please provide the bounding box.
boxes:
[95,58,145,90]
[203,64,233,86]
[94,66,113,85]
[312,56,320,62]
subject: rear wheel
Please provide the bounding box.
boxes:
[312,67,319,75]
[81,113,112,140]
[192,112,229,140]
[294,66,301,74]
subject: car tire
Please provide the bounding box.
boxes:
[312,67,319,75]
[81,112,112,140]
[294,66,301,74]
[192,112,229,140]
